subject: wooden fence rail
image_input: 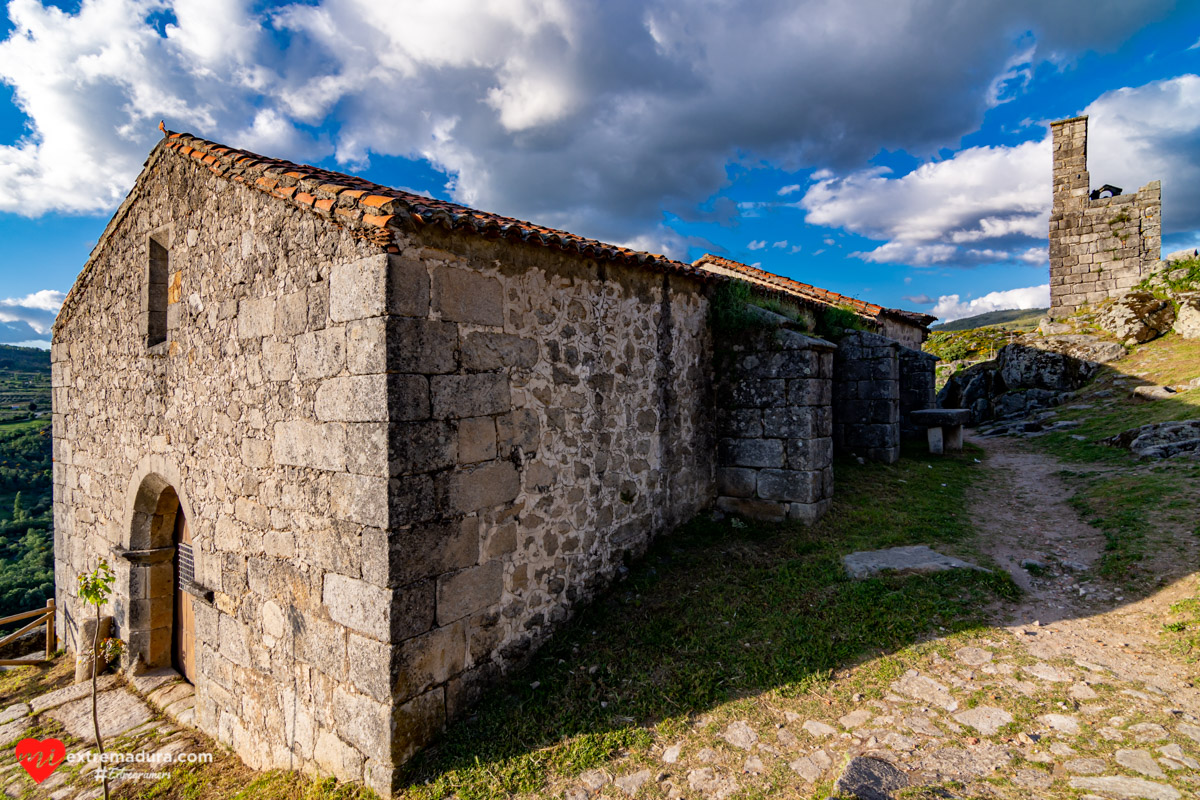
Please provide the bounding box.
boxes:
[0,599,55,666]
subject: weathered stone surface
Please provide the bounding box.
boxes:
[953,706,1012,736]
[1069,776,1181,800]
[1175,295,1200,339]
[431,373,511,419]
[1116,749,1165,778]
[47,689,154,742]
[833,755,907,800]
[790,748,833,782]
[1037,713,1080,734]
[844,545,985,580]
[316,375,388,422]
[331,255,388,322]
[686,767,739,800]
[891,670,959,711]
[803,719,837,738]
[1104,420,1200,460]
[1096,291,1175,345]
[436,561,503,625]
[432,266,504,326]
[447,461,519,512]
[324,573,393,641]
[273,421,346,471]
[721,720,758,749]
[461,332,539,371]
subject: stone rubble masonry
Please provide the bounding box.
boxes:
[1049,116,1161,318]
[898,347,938,440]
[832,331,901,464]
[52,140,722,795]
[713,315,836,524]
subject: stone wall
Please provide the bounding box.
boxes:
[52,142,716,794]
[898,347,938,439]
[713,311,835,524]
[831,331,900,464]
[878,317,925,350]
[1050,116,1161,318]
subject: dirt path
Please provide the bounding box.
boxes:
[968,434,1200,718]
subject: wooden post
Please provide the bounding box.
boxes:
[45,599,55,660]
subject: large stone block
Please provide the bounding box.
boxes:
[431,374,511,419]
[391,421,457,475]
[331,254,389,322]
[718,438,783,469]
[323,573,393,641]
[377,518,480,587]
[461,332,539,371]
[392,688,446,765]
[386,318,458,374]
[756,469,821,503]
[432,266,504,326]
[388,256,431,317]
[436,560,503,625]
[296,327,347,380]
[457,417,496,463]
[716,467,756,498]
[330,472,388,528]
[761,407,816,439]
[272,420,346,471]
[393,620,468,700]
[316,375,388,422]
[347,318,386,375]
[332,686,391,763]
[237,297,276,339]
[388,374,431,421]
[446,461,519,512]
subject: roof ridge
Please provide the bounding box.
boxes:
[160,130,709,276]
[693,253,935,326]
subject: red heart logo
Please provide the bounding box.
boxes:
[15,737,66,783]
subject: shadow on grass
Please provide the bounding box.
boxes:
[399,443,1019,799]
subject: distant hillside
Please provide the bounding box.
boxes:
[0,345,50,424]
[0,346,52,625]
[931,308,1047,332]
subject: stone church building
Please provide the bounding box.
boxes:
[52,129,933,793]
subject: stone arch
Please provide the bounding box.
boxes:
[116,456,198,671]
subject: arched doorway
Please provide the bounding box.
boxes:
[119,471,198,684]
[172,511,196,682]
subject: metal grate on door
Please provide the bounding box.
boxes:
[176,543,194,588]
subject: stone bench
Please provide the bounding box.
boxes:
[909,409,971,455]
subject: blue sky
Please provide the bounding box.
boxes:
[1,0,1199,346]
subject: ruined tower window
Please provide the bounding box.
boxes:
[146,238,168,347]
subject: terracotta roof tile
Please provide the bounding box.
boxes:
[143,129,933,330]
[693,254,935,328]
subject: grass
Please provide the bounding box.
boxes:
[0,649,73,706]
[395,442,1016,799]
[1019,334,1200,583]
[1163,582,1200,661]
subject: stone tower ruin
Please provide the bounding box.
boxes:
[1049,115,1161,317]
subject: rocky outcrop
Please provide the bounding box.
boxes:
[1094,290,1175,345]
[1175,293,1200,340]
[1104,420,1200,460]
[938,342,1104,425]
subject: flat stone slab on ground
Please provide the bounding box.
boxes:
[47,688,154,743]
[1069,775,1181,800]
[843,545,987,579]
[833,755,908,800]
[30,674,119,714]
[952,706,1012,736]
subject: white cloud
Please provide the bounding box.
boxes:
[777,184,801,196]
[789,244,802,253]
[747,240,767,250]
[0,289,64,335]
[0,0,1173,248]
[800,73,1200,268]
[772,240,788,248]
[931,283,1049,323]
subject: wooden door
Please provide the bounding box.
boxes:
[172,513,196,682]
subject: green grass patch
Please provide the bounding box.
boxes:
[398,444,1016,799]
[1163,579,1200,661]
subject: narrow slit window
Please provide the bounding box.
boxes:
[147,239,168,347]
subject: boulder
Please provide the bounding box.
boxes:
[996,344,1100,393]
[1105,420,1200,460]
[1032,335,1125,364]
[1175,294,1200,340]
[1095,291,1175,345]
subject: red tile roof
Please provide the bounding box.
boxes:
[159,130,714,281]
[58,128,934,333]
[693,254,936,329]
